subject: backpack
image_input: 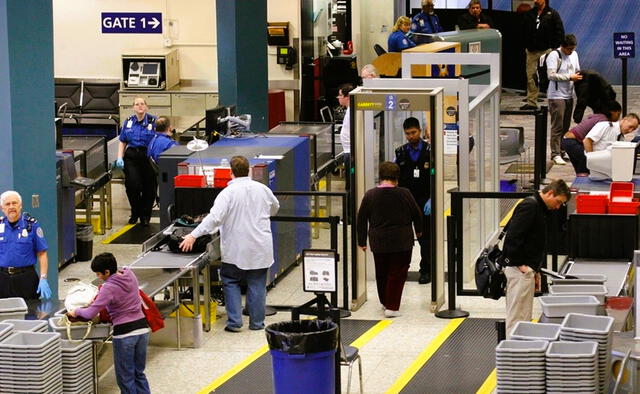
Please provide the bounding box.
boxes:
[535,49,561,92]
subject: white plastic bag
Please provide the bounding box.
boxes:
[64,282,98,312]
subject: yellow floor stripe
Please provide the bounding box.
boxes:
[198,319,392,394]
[349,319,392,348]
[386,318,466,394]
[499,198,523,227]
[100,224,135,244]
[476,368,496,394]
[197,344,269,394]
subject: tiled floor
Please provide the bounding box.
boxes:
[58,86,640,393]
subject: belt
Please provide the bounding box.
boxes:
[0,266,35,275]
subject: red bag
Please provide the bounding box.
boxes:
[139,290,164,332]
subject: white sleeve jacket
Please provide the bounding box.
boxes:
[190,177,280,270]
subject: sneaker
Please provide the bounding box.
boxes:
[224,326,242,333]
[384,309,402,318]
[553,155,566,165]
[249,325,265,331]
[519,104,538,110]
[128,216,138,224]
[562,152,570,160]
[576,172,589,177]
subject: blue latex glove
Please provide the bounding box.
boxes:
[37,278,52,299]
[115,158,124,169]
[423,198,432,216]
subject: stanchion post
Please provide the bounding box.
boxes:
[495,320,506,343]
[435,213,469,318]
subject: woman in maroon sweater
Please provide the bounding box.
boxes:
[357,162,423,317]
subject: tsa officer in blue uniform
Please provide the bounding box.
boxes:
[388,16,416,53]
[411,0,444,34]
[0,191,51,300]
[116,97,157,226]
[147,116,177,163]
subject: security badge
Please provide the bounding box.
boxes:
[22,229,28,238]
[126,120,133,128]
[147,124,153,130]
[36,227,44,238]
[403,39,408,45]
[420,19,424,26]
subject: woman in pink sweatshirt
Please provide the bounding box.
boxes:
[70,253,150,394]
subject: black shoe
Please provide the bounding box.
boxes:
[128,216,138,224]
[519,104,538,110]
[140,217,150,226]
[418,274,431,284]
[224,326,242,333]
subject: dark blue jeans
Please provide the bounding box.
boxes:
[112,332,151,394]
[220,263,268,330]
[561,138,588,174]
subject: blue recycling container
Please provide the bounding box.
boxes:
[266,320,338,394]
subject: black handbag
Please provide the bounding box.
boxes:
[475,228,508,300]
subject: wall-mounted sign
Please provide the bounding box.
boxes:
[102,12,162,34]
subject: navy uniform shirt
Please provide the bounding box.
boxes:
[0,213,48,268]
[388,31,416,53]
[147,133,178,162]
[411,12,443,34]
[119,113,157,148]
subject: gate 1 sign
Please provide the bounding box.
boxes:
[102,13,162,34]
[614,32,635,58]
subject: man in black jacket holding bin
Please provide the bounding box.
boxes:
[502,179,571,336]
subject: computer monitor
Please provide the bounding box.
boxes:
[205,105,236,143]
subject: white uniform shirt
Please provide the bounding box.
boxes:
[190,177,280,270]
[546,49,580,100]
[585,121,620,152]
[340,107,350,154]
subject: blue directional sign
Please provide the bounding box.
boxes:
[614,32,635,58]
[385,94,397,111]
[101,13,162,34]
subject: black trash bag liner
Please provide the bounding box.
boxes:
[265,320,338,355]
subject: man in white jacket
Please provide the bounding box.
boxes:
[547,34,582,165]
[180,155,280,332]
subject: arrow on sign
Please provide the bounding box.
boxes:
[149,17,160,29]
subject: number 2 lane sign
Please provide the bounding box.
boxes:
[101,12,162,34]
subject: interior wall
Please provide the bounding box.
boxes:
[356,0,394,68]
[53,0,216,80]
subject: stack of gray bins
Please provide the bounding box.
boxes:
[61,339,94,394]
[495,340,548,393]
[559,313,614,393]
[0,331,62,393]
[546,341,599,393]
[0,297,27,321]
[3,319,48,333]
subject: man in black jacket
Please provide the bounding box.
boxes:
[502,179,571,335]
[395,117,431,284]
[457,0,494,30]
[520,0,564,110]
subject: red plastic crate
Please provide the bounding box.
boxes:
[174,174,206,188]
[213,168,232,188]
[576,194,608,214]
[609,181,634,202]
[608,199,640,214]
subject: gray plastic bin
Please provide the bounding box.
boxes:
[0,297,28,322]
[48,316,111,340]
[551,273,607,285]
[549,284,608,303]
[538,295,600,317]
[560,313,614,334]
[2,319,48,333]
[509,322,561,341]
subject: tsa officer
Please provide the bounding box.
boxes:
[0,191,51,300]
[411,0,444,34]
[388,16,417,53]
[116,97,157,226]
[147,116,178,164]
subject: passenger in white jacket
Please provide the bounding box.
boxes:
[180,155,280,332]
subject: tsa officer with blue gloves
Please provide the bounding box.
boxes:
[0,191,51,300]
[116,97,157,226]
[411,0,444,34]
[388,16,416,53]
[147,116,177,164]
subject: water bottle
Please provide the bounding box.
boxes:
[220,158,229,167]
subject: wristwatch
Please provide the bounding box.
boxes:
[40,274,47,279]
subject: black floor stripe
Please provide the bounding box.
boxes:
[108,223,161,244]
[213,319,378,394]
[401,318,498,394]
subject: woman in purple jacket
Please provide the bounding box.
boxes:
[69,253,150,394]
[357,162,423,318]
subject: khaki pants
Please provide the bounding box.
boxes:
[505,265,535,337]
[549,98,574,157]
[525,48,551,106]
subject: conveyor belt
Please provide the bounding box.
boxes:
[210,319,379,394]
[398,318,498,394]
[106,223,161,244]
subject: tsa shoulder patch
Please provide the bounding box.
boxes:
[36,227,44,238]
